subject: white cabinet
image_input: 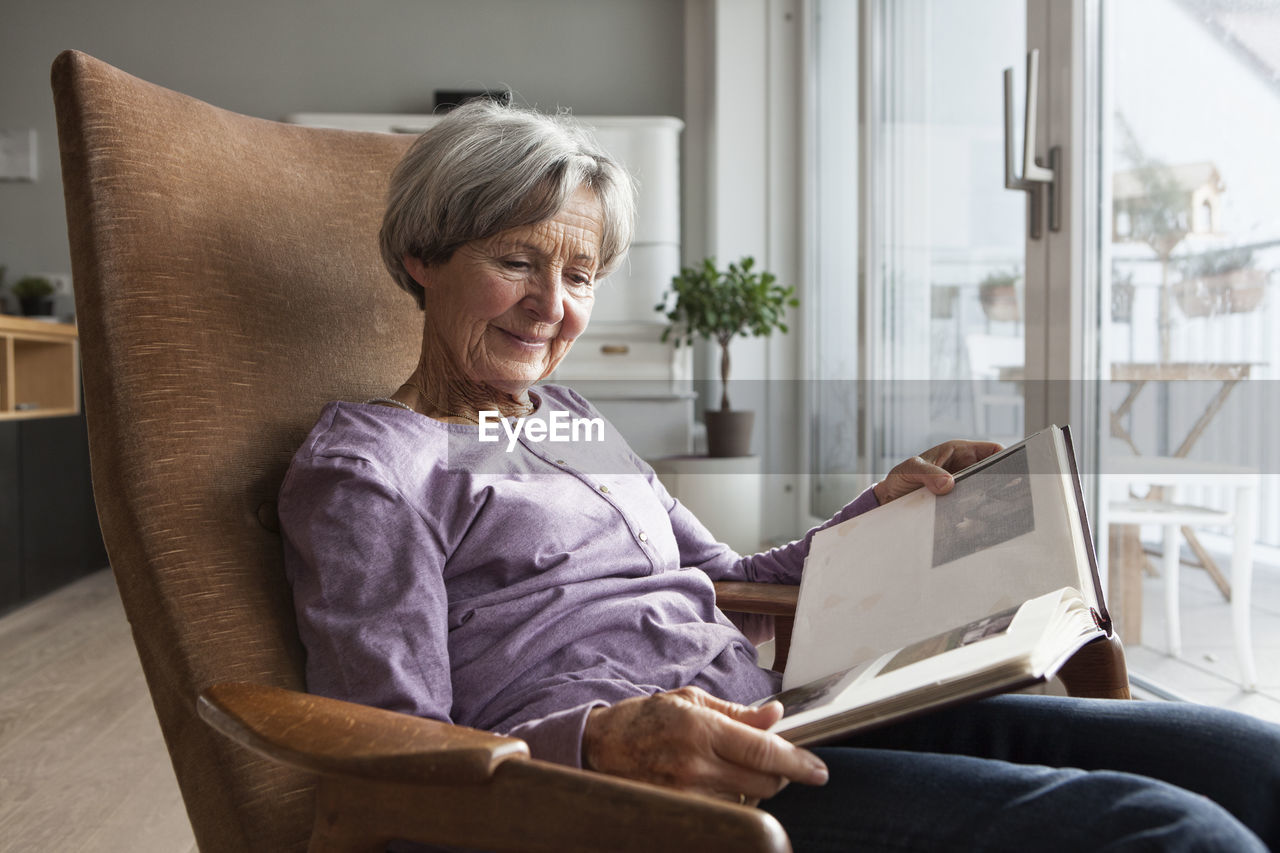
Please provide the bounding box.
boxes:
[550,117,692,457]
[589,242,681,325]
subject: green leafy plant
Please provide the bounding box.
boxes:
[978,268,1021,291]
[977,268,1022,322]
[1115,113,1193,260]
[12,275,55,301]
[655,256,797,411]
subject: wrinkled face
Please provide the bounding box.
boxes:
[406,186,604,396]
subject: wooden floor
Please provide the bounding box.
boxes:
[0,569,196,852]
[1,561,1277,851]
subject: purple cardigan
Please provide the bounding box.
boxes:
[279,385,878,767]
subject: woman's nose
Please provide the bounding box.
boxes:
[523,272,565,323]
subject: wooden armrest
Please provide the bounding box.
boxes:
[313,760,791,853]
[713,582,798,616]
[201,683,791,852]
[1057,633,1132,700]
[714,583,799,672]
[198,682,528,785]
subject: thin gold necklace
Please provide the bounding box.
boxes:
[365,397,416,413]
[368,388,533,422]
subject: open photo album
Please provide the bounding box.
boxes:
[759,426,1112,745]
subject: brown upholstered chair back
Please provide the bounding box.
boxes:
[52,50,420,851]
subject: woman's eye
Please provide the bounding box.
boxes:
[568,273,594,287]
[504,259,531,271]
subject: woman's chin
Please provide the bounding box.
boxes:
[479,369,544,399]
[466,351,568,400]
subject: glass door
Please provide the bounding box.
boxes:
[1094,0,1279,692]
[808,0,1276,698]
[810,0,1032,518]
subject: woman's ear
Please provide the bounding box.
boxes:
[403,254,432,290]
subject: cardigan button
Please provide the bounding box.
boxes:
[638,531,648,542]
[599,484,610,494]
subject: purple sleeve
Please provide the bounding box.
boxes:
[655,477,880,643]
[666,485,881,584]
[498,702,604,769]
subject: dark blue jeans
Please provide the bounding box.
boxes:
[760,693,1279,852]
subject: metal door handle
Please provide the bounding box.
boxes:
[1004,49,1061,239]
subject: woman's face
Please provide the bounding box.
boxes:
[406,186,605,396]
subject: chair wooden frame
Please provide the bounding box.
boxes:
[197,586,1127,852]
[52,49,1128,853]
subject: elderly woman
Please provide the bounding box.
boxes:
[279,101,1278,851]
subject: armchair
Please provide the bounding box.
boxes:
[52,49,1126,853]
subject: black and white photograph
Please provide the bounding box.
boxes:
[932,446,1035,568]
[878,605,1019,677]
[762,664,868,720]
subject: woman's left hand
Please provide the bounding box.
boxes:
[581,686,828,804]
[873,439,1004,505]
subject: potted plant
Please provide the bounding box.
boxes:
[656,256,797,457]
[11,275,56,317]
[1175,247,1267,318]
[978,268,1022,323]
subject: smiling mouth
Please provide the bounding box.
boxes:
[497,327,552,348]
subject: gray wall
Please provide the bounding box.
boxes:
[0,0,685,306]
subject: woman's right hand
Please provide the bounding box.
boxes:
[581,686,829,804]
[873,439,1004,505]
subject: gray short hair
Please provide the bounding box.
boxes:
[380,100,636,309]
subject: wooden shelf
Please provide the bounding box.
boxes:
[0,315,80,420]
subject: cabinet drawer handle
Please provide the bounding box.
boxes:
[600,344,630,356]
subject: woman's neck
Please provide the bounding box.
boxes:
[396,335,534,423]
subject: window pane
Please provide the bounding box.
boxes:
[810,0,1027,517]
[1099,0,1280,692]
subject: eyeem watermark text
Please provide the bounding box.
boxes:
[478,410,605,452]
